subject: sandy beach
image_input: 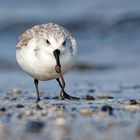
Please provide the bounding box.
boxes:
[1,0,140,140]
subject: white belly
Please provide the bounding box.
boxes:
[16,48,75,81]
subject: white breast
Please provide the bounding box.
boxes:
[16,44,76,81]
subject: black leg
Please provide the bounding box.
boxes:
[34,79,41,102]
[56,77,80,100]
[56,78,65,98]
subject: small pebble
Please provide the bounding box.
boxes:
[0,107,6,112]
[26,121,45,132]
[86,95,94,100]
[97,93,114,99]
[80,109,93,116]
[129,99,138,105]
[25,110,32,116]
[17,113,23,119]
[71,107,77,111]
[55,118,66,126]
[43,96,50,99]
[124,105,139,110]
[16,104,24,108]
[0,107,6,116]
[101,105,113,115]
[88,89,95,93]
[10,88,21,95]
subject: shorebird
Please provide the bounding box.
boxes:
[16,23,79,102]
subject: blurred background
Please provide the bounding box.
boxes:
[0,0,140,96]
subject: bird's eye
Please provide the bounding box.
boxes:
[62,40,66,46]
[46,39,50,45]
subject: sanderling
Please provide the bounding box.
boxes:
[16,23,79,102]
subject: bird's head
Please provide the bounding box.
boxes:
[40,23,76,72]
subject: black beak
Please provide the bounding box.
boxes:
[53,49,61,67]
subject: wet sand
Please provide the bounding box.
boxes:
[0,69,140,140]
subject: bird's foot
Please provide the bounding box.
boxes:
[59,91,80,100]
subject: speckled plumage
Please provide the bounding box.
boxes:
[16,23,71,50]
[16,23,77,81]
